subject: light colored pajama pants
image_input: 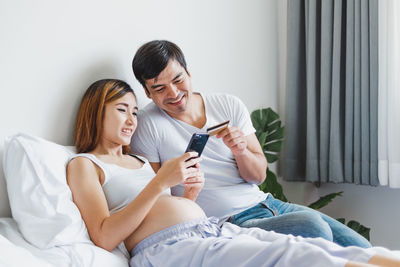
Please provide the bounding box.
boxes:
[130,217,376,267]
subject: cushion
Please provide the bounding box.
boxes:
[2,133,91,249]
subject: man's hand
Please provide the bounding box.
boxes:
[182,162,205,201]
[218,128,267,184]
[216,126,247,156]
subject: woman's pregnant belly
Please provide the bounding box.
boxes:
[124,195,206,251]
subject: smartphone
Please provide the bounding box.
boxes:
[185,133,210,156]
[185,133,209,167]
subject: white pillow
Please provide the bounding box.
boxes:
[3,133,91,249]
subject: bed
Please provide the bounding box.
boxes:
[1,133,400,267]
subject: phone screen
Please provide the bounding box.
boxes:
[185,133,209,157]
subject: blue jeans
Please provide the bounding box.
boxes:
[229,194,371,248]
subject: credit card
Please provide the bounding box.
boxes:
[207,120,230,136]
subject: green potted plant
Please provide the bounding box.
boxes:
[251,108,370,241]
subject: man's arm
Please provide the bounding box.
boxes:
[217,128,267,184]
[235,133,267,184]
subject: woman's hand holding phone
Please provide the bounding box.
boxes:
[185,133,209,167]
[154,152,202,190]
[182,162,205,201]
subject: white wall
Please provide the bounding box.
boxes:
[0,1,278,215]
[276,0,400,250]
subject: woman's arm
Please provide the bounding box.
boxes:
[67,157,164,251]
[67,152,201,252]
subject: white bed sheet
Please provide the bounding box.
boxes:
[0,218,129,267]
[2,217,400,266]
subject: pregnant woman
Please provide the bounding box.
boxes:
[67,79,400,267]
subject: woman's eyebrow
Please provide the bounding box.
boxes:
[116,102,138,110]
[116,103,129,107]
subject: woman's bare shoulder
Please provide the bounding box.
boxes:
[67,156,99,183]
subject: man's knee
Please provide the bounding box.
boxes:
[238,209,334,241]
[293,210,333,241]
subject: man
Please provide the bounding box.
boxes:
[130,40,371,248]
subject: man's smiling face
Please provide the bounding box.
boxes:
[144,59,193,118]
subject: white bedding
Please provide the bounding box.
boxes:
[2,134,400,267]
[0,134,130,266]
[0,218,129,267]
[2,217,400,267]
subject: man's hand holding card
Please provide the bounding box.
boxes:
[210,121,248,156]
[206,120,230,136]
[185,120,246,160]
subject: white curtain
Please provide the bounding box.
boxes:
[378,0,400,188]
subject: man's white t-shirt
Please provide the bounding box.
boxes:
[131,92,267,220]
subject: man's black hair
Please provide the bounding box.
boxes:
[132,40,188,93]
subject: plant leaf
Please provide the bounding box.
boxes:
[259,168,288,202]
[251,108,284,156]
[265,153,279,163]
[265,140,283,152]
[336,218,370,241]
[252,108,286,201]
[336,218,346,224]
[251,108,280,134]
[266,126,285,142]
[266,120,281,133]
[256,132,268,151]
[265,107,279,122]
[251,111,263,133]
[251,109,274,133]
[346,220,371,241]
[308,191,343,210]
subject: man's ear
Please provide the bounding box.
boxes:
[144,87,152,99]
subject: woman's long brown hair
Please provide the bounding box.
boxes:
[74,79,135,154]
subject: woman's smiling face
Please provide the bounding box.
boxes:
[101,92,138,147]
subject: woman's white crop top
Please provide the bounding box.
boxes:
[69,153,171,214]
